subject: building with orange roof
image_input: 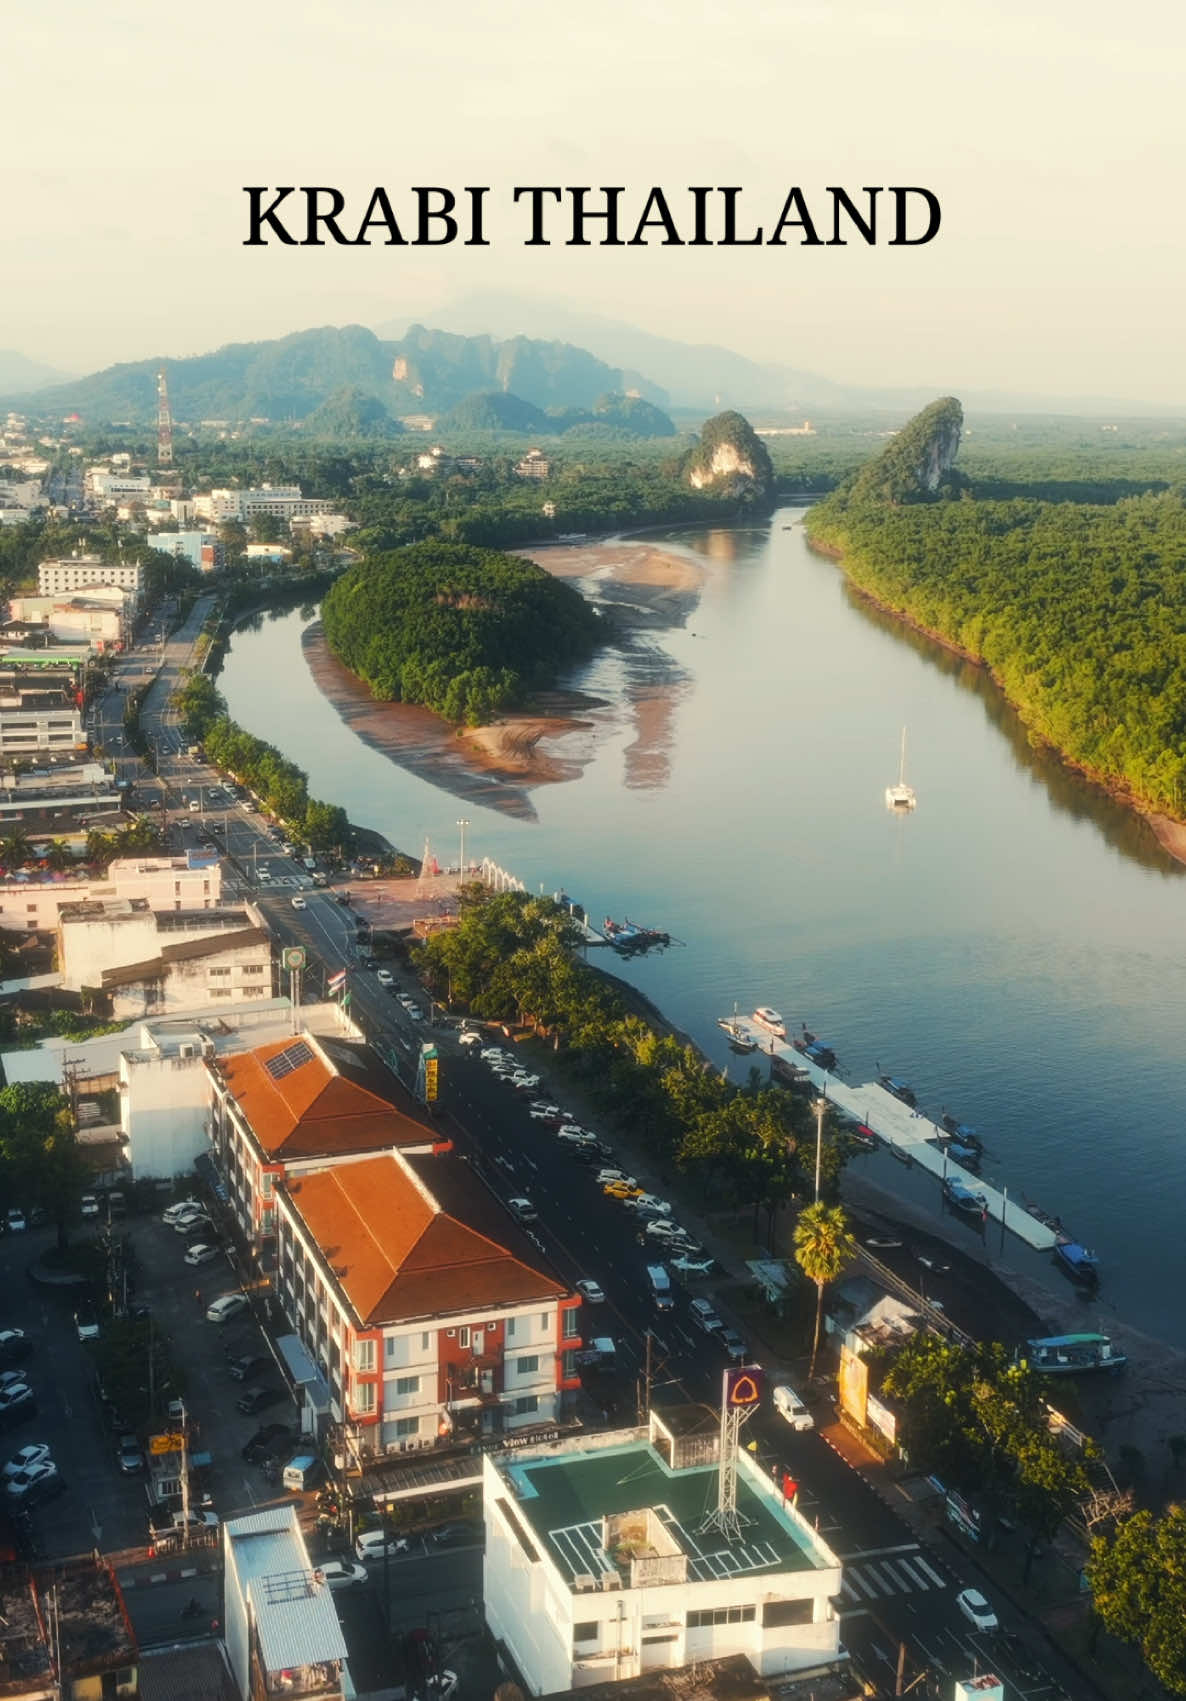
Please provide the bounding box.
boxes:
[207,1030,447,1260]
[274,1151,582,1455]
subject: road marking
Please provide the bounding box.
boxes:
[911,1554,947,1587]
[839,1542,923,1560]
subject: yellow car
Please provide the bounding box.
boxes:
[603,1181,643,1200]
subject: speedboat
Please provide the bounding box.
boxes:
[717,1018,758,1054]
[1054,1239,1100,1285]
[752,1007,786,1039]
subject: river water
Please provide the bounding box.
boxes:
[219,509,1186,1347]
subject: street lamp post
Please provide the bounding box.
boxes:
[813,1097,826,1204]
[456,818,469,880]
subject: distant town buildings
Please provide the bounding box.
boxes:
[38,555,144,605]
[0,853,224,932]
[57,899,272,1017]
[8,584,132,651]
[146,528,222,572]
[515,447,551,479]
[87,468,152,502]
[194,484,335,524]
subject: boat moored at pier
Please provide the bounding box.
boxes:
[752,1006,787,1038]
[1020,1333,1126,1375]
[943,1176,988,1217]
[1055,1239,1101,1285]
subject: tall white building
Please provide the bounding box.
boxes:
[0,853,223,932]
[223,1506,348,1701]
[38,557,144,604]
[195,484,333,523]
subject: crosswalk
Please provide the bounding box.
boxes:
[838,1544,949,1606]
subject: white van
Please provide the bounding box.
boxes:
[646,1264,674,1312]
[282,1453,323,1491]
[772,1381,814,1431]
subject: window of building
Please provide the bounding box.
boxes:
[562,1350,577,1381]
[516,1356,539,1376]
[512,1395,538,1416]
[355,1338,375,1373]
[686,1606,755,1629]
[243,963,264,975]
[573,1623,599,1645]
[761,1599,814,1627]
[209,989,231,998]
[471,1326,483,1350]
[395,1416,419,1438]
[354,1381,376,1414]
[260,1172,273,1198]
[209,966,231,978]
[394,1375,420,1397]
[458,1326,470,1348]
[421,1332,430,1351]
[506,1318,515,1339]
[25,903,37,913]
[539,1312,549,1330]
[562,1309,579,1340]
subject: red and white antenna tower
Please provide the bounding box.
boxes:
[156,368,173,467]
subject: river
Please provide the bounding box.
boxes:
[218,509,1186,1348]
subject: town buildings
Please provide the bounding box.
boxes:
[274,1149,582,1452]
[483,1418,844,1692]
[37,556,144,605]
[515,448,551,479]
[8,585,132,651]
[0,668,84,756]
[145,528,222,572]
[194,485,334,524]
[0,853,223,932]
[57,899,273,1017]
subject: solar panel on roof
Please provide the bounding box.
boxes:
[265,1039,314,1081]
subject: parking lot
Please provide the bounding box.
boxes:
[0,1204,300,1561]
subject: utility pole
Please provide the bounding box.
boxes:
[813,1097,826,1204]
[456,818,469,881]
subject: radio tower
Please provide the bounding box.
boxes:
[156,368,173,467]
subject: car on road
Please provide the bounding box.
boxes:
[2,1443,50,1480]
[355,1528,412,1562]
[376,968,395,987]
[117,1434,145,1474]
[772,1381,814,1430]
[670,1254,716,1278]
[172,1211,211,1235]
[291,895,306,910]
[480,1047,508,1062]
[458,1030,481,1048]
[5,1459,64,1506]
[167,1508,220,1531]
[318,1557,368,1591]
[719,1328,748,1364]
[188,800,201,813]
[529,1106,561,1121]
[596,1169,636,1188]
[576,1280,606,1304]
[0,1330,31,1364]
[626,1193,672,1217]
[237,1385,284,1415]
[5,1209,25,1233]
[185,1242,221,1267]
[74,1310,100,1342]
[645,1219,692,1244]
[427,1521,482,1548]
[0,1384,36,1424]
[956,1588,999,1632]
[405,1005,425,1023]
[864,1235,903,1250]
[163,1198,202,1225]
[689,1299,723,1334]
[557,1130,596,1150]
[508,1197,538,1224]
[206,1293,249,1324]
[80,1194,99,1219]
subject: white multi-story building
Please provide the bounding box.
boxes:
[273,1146,582,1454]
[146,530,221,573]
[194,484,333,524]
[0,853,223,932]
[483,1418,844,1692]
[37,557,144,604]
[57,899,273,1016]
[8,585,132,650]
[0,693,83,755]
[87,470,152,502]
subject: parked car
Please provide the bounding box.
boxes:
[689,1299,723,1334]
[2,1443,50,1480]
[428,1521,482,1548]
[172,1211,211,1235]
[376,968,395,987]
[719,1329,748,1364]
[575,1280,606,1304]
[168,1508,220,1531]
[241,1423,294,1464]
[645,1219,691,1244]
[318,1557,368,1591]
[5,1209,25,1233]
[627,1193,672,1217]
[206,1293,249,1324]
[74,1310,100,1342]
[237,1385,284,1416]
[0,1330,31,1364]
[163,1198,202,1225]
[458,1030,482,1048]
[291,895,307,911]
[603,1181,642,1200]
[596,1169,637,1188]
[355,1528,412,1562]
[228,1354,269,1382]
[117,1434,146,1474]
[80,1195,100,1219]
[0,1384,36,1424]
[956,1588,999,1633]
[185,1242,220,1267]
[508,1198,538,1224]
[5,1459,64,1505]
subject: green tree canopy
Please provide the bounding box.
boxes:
[1089,1506,1186,1694]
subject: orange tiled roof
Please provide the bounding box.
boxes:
[285,1155,565,1325]
[218,1038,434,1159]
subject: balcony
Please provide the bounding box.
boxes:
[264,1660,342,1698]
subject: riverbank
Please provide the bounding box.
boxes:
[809,530,1186,869]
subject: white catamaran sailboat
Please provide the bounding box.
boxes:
[885,726,917,811]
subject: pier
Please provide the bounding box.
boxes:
[729,1017,1059,1253]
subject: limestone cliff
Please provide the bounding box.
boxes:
[851,396,963,504]
[684,410,774,506]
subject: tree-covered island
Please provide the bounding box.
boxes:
[321,540,604,724]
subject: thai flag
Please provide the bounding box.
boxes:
[327,968,347,995]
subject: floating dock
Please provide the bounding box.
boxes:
[727,1017,1058,1252]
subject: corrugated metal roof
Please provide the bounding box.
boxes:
[225,1507,346,1674]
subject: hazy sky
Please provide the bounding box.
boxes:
[6,0,1185,403]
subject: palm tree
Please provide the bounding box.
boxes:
[0,830,33,869]
[794,1201,857,1380]
[45,840,74,873]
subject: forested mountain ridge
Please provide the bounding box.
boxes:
[808,399,1186,815]
[2,323,665,425]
